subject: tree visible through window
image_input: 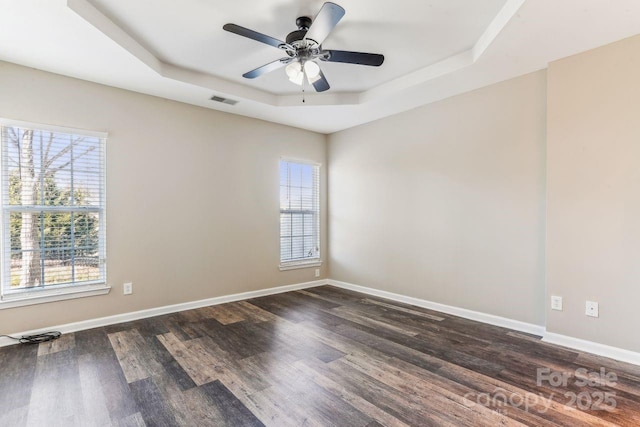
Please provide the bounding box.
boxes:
[1,122,106,293]
[280,160,320,265]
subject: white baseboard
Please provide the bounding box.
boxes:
[328,279,640,366]
[4,277,639,367]
[543,332,640,366]
[327,279,547,336]
[0,279,327,348]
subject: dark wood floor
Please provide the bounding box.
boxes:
[1,286,640,426]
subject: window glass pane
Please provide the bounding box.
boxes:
[289,186,302,210]
[290,163,302,187]
[292,213,307,239]
[43,212,73,252]
[280,213,291,238]
[74,212,100,256]
[301,165,312,188]
[304,214,315,234]
[279,163,288,186]
[47,170,72,206]
[9,249,42,289]
[1,123,106,293]
[11,211,43,256]
[74,250,100,282]
[280,237,292,261]
[291,236,304,259]
[279,185,289,210]
[279,160,319,263]
[9,212,23,252]
[43,250,73,286]
[301,186,313,209]
[303,240,315,259]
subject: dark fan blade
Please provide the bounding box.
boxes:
[223,23,286,49]
[243,58,290,79]
[304,2,345,45]
[323,50,384,66]
[312,69,330,92]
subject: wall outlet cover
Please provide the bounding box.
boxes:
[586,300,599,317]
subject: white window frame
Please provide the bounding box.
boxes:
[279,158,322,271]
[0,119,110,309]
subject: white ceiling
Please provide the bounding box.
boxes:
[1,0,640,134]
[88,0,507,94]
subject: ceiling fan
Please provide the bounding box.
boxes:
[223,2,384,93]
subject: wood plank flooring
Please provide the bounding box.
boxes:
[1,285,640,426]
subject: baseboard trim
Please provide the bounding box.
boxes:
[327,279,546,336]
[328,279,640,366]
[542,332,640,366]
[4,278,639,366]
[0,279,327,348]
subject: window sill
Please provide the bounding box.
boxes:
[0,284,111,309]
[279,260,322,271]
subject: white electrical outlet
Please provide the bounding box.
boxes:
[123,282,133,295]
[551,296,563,311]
[315,268,320,278]
[586,301,599,317]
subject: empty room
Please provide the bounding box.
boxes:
[1,0,640,425]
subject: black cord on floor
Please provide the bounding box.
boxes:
[0,331,62,344]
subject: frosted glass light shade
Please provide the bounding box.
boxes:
[289,72,304,85]
[285,62,302,79]
[304,61,320,78]
[286,61,321,86]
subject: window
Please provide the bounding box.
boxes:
[279,160,320,269]
[1,120,107,306]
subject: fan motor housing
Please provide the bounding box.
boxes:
[286,16,313,44]
[286,29,307,44]
[296,16,312,30]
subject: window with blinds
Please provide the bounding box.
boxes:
[0,121,106,295]
[280,160,320,265]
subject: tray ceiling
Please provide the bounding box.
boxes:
[1,0,640,133]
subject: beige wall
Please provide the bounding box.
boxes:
[0,61,327,334]
[546,35,640,352]
[4,34,640,354]
[328,71,547,325]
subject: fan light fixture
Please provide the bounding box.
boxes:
[285,61,321,86]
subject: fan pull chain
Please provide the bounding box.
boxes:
[302,69,306,103]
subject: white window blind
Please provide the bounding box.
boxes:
[1,121,106,295]
[280,160,320,264]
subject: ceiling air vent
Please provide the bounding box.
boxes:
[210,95,238,106]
